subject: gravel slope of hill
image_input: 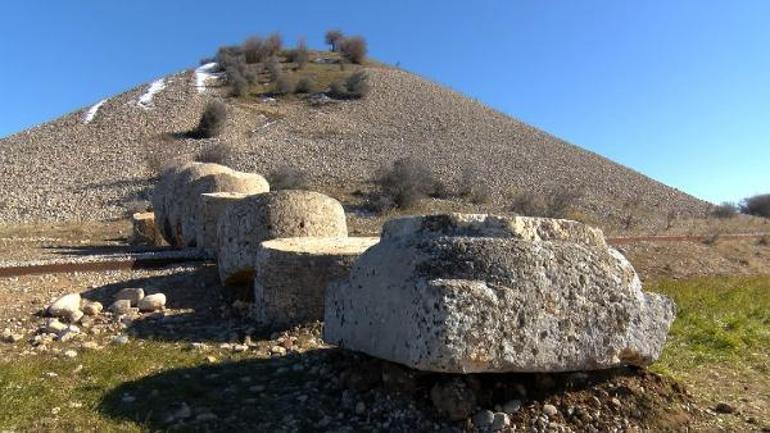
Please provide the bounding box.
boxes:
[0,61,711,225]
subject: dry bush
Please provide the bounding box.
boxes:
[243,36,268,64]
[665,210,678,230]
[712,202,739,219]
[266,56,282,82]
[287,38,309,69]
[702,231,721,245]
[325,29,344,51]
[268,166,309,190]
[192,101,227,139]
[509,187,582,218]
[295,77,314,94]
[274,75,296,95]
[195,142,235,166]
[339,36,367,64]
[458,169,491,204]
[740,194,770,218]
[266,33,283,55]
[758,235,769,246]
[374,157,441,211]
[329,71,370,99]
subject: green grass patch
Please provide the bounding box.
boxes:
[649,275,770,375]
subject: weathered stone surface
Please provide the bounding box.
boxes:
[325,213,675,373]
[253,237,379,327]
[152,162,195,244]
[217,191,348,286]
[138,293,166,312]
[130,212,165,246]
[115,288,145,306]
[179,170,269,247]
[109,299,132,315]
[47,293,81,318]
[196,192,250,256]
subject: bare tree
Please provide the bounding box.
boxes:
[325,29,344,51]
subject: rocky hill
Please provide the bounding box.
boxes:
[0,54,711,226]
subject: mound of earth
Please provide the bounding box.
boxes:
[0,53,710,226]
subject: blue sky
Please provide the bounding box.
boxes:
[1,1,768,204]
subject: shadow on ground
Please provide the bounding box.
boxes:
[97,345,670,433]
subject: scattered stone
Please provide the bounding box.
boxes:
[610,397,622,408]
[491,412,511,430]
[81,341,101,351]
[64,309,84,324]
[58,325,81,342]
[714,402,736,414]
[45,318,68,334]
[122,394,136,404]
[63,349,78,358]
[473,410,495,428]
[47,293,81,318]
[326,214,676,372]
[430,378,477,421]
[112,334,129,345]
[137,293,166,312]
[82,301,103,316]
[115,288,145,306]
[502,399,522,415]
[270,346,287,356]
[543,404,559,417]
[1,329,23,343]
[109,299,133,315]
[232,344,248,352]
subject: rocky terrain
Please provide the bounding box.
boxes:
[0,55,712,226]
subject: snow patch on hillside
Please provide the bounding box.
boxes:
[83,99,108,124]
[137,78,166,109]
[194,63,223,93]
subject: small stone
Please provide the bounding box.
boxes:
[63,350,78,358]
[232,344,248,352]
[112,334,129,345]
[473,409,495,427]
[714,402,735,414]
[355,402,366,415]
[109,300,132,315]
[270,346,287,356]
[610,397,622,408]
[502,399,522,414]
[173,402,192,419]
[137,293,166,312]
[64,309,84,323]
[205,355,217,363]
[115,288,145,306]
[491,412,511,430]
[1,329,23,343]
[543,404,559,417]
[82,301,103,316]
[47,293,81,318]
[431,378,477,421]
[45,318,68,334]
[58,325,81,342]
[122,394,136,403]
[81,341,101,350]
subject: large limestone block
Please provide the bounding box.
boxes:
[197,192,250,256]
[254,237,379,327]
[324,213,675,373]
[217,190,348,285]
[152,162,195,244]
[178,170,269,247]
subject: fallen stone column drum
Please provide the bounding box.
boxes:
[197,192,250,256]
[217,190,348,286]
[254,236,379,328]
[324,213,676,373]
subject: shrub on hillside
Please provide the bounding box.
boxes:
[266,56,283,82]
[339,36,367,64]
[458,169,492,204]
[509,187,582,218]
[325,29,344,51]
[192,101,227,138]
[740,194,770,218]
[329,71,370,99]
[374,157,441,210]
[243,34,281,64]
[266,33,283,56]
[295,77,314,94]
[274,75,296,95]
[268,166,309,190]
[712,202,739,219]
[195,142,235,166]
[287,38,309,69]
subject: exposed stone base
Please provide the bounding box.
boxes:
[130,212,164,246]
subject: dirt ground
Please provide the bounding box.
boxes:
[0,216,768,432]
